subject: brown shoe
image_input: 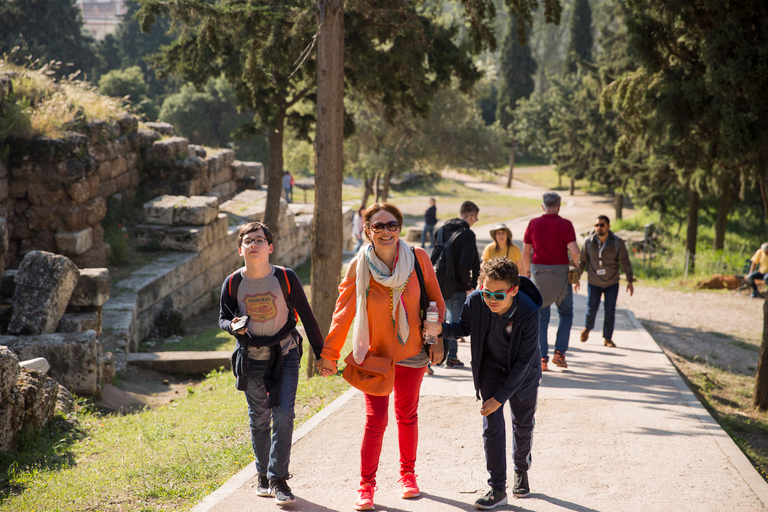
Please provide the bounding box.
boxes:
[541,358,549,372]
[580,328,590,342]
[552,351,568,368]
[604,338,616,347]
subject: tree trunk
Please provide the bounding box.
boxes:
[361,175,374,209]
[374,173,381,203]
[614,193,624,220]
[310,0,344,378]
[569,178,575,195]
[714,177,731,251]
[381,166,394,202]
[754,296,768,410]
[685,187,700,273]
[505,139,516,188]
[760,178,768,222]
[265,114,285,263]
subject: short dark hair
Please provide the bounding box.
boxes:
[460,201,479,216]
[237,221,273,247]
[597,215,610,225]
[478,257,520,288]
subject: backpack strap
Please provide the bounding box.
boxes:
[274,265,298,322]
[226,269,244,300]
[411,247,428,328]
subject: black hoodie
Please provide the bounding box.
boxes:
[431,218,481,292]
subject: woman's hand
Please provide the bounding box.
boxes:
[428,338,445,364]
[317,357,337,377]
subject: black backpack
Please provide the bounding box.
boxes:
[430,227,464,299]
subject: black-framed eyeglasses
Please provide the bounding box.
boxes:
[242,237,268,247]
[479,286,517,301]
[368,221,401,233]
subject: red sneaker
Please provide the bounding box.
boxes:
[355,482,376,511]
[399,473,420,499]
[552,351,568,368]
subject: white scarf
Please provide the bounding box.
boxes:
[352,240,415,363]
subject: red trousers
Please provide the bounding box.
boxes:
[360,364,427,485]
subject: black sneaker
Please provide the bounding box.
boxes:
[512,470,530,498]
[256,474,272,497]
[474,488,508,510]
[446,358,464,368]
[270,477,296,506]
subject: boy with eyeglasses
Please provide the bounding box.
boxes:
[219,221,324,506]
[434,257,542,510]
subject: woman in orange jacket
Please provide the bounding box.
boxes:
[318,202,446,511]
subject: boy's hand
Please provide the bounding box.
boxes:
[231,317,247,335]
[428,338,445,364]
[317,357,337,377]
[480,398,502,416]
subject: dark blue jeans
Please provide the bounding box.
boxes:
[585,282,619,340]
[480,365,538,491]
[245,347,300,480]
[421,223,436,248]
[746,271,768,293]
[445,291,466,360]
[538,284,573,361]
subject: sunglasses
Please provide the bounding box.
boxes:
[368,221,401,233]
[479,286,517,301]
[594,223,607,227]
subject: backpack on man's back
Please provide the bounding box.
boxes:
[430,226,464,299]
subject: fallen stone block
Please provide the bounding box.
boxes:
[0,345,20,398]
[69,268,110,307]
[9,251,79,335]
[57,309,102,336]
[20,357,50,374]
[0,331,100,396]
[54,227,93,256]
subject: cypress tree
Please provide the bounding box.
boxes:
[563,0,593,74]
[496,17,537,188]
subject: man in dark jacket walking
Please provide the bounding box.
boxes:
[431,200,481,368]
[577,215,634,347]
[437,258,542,509]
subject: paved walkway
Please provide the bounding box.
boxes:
[193,292,768,511]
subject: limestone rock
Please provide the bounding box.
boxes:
[0,345,20,399]
[1,331,100,395]
[8,251,79,335]
[144,122,175,137]
[69,268,110,307]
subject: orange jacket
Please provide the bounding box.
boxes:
[321,247,446,362]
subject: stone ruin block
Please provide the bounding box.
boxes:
[8,251,79,335]
[0,269,16,304]
[143,195,219,226]
[189,144,207,158]
[219,189,288,223]
[54,227,93,256]
[70,242,111,270]
[208,181,238,202]
[1,331,100,396]
[0,345,19,399]
[143,136,189,163]
[57,309,102,336]
[134,213,228,252]
[128,128,161,152]
[144,122,175,137]
[0,217,7,277]
[69,268,110,307]
[232,161,265,188]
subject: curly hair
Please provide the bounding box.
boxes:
[478,257,520,288]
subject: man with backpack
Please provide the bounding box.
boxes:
[431,201,481,368]
[219,221,324,506]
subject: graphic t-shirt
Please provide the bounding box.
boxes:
[238,267,297,360]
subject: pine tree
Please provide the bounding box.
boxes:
[496,17,537,188]
[563,0,593,74]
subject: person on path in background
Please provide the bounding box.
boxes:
[422,197,437,249]
[282,171,293,203]
[482,223,523,269]
[437,257,542,510]
[317,203,446,511]
[577,215,634,348]
[746,242,768,298]
[522,192,580,371]
[431,201,481,368]
[352,206,365,252]
[218,221,324,506]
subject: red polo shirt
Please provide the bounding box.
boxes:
[523,214,576,265]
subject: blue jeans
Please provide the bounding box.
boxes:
[585,282,619,340]
[480,367,537,491]
[445,291,466,360]
[539,284,573,361]
[746,271,768,293]
[421,223,436,248]
[245,347,300,479]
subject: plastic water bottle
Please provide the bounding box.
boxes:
[425,301,439,344]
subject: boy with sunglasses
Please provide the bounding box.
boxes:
[435,257,542,510]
